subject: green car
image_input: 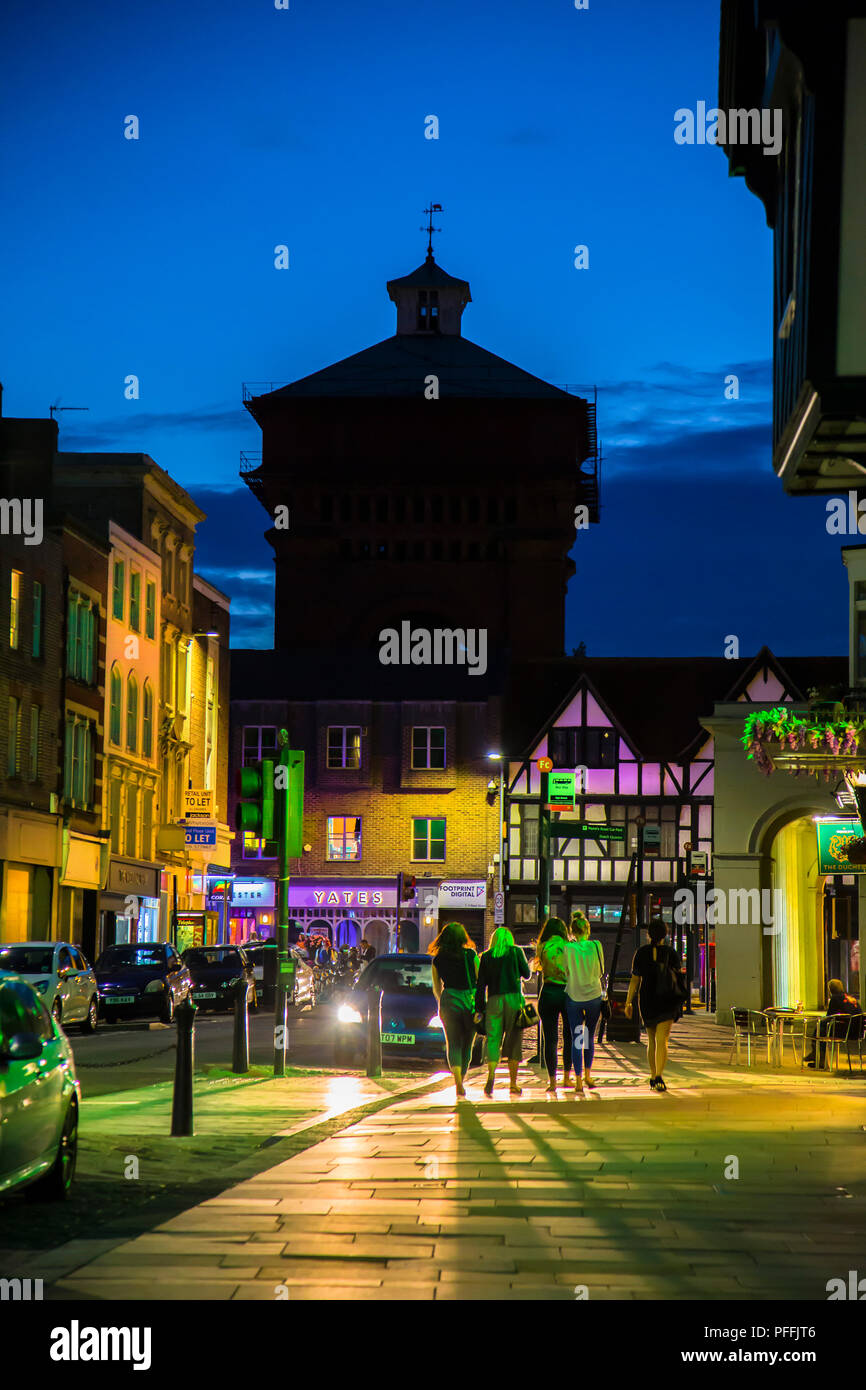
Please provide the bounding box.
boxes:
[0,973,80,1199]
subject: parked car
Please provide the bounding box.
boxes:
[242,942,316,1009]
[0,974,80,1199]
[94,942,192,1024]
[182,945,257,1013]
[333,953,447,1067]
[0,941,99,1033]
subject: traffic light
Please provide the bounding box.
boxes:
[235,759,275,839]
[401,874,417,903]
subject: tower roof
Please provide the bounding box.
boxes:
[386,254,471,297]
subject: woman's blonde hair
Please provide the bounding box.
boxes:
[570,910,591,940]
[490,926,515,958]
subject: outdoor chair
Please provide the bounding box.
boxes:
[729,1007,773,1067]
[825,1013,866,1076]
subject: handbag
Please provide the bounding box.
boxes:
[655,945,686,1002]
[514,1000,539,1030]
[595,941,612,1021]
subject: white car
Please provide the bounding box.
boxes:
[0,942,99,1033]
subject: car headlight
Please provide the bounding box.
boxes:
[227,976,241,986]
[337,1003,363,1024]
[428,1015,444,1028]
[34,979,50,994]
[144,979,165,993]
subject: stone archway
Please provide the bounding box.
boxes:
[335,919,359,948]
[364,918,390,956]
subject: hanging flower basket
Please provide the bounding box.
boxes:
[742,706,866,779]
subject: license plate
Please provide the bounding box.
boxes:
[195,992,218,999]
[106,995,135,1004]
[381,1033,414,1044]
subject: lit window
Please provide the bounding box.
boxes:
[327,816,362,861]
[411,726,446,770]
[142,681,153,758]
[145,579,156,640]
[327,726,361,769]
[412,817,446,862]
[64,715,94,806]
[9,570,21,650]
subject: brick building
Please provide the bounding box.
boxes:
[0,413,64,941]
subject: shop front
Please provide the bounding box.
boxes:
[436,880,488,952]
[60,830,107,963]
[99,856,163,953]
[229,878,408,955]
[0,807,62,942]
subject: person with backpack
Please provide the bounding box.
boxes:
[563,910,605,1095]
[624,918,686,1092]
[429,921,479,1099]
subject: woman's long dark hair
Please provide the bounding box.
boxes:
[429,921,474,956]
[532,916,569,971]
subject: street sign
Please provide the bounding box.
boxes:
[551,821,625,842]
[183,788,215,821]
[184,824,217,847]
[536,757,553,773]
[493,891,505,925]
[547,771,576,807]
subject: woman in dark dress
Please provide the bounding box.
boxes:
[624,919,685,1092]
[429,921,479,1099]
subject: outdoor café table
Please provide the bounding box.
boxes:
[763,1008,825,1066]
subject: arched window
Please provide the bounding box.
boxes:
[109,666,122,745]
[126,674,138,753]
[142,680,153,759]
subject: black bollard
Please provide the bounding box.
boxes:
[171,995,196,1137]
[366,985,383,1078]
[232,976,250,1074]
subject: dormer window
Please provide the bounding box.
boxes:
[417,289,440,333]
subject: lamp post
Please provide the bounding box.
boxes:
[487,753,507,896]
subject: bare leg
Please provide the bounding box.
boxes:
[508,1058,521,1093]
[452,1067,465,1097]
[646,1023,657,1078]
[654,1019,674,1077]
[484,1062,496,1096]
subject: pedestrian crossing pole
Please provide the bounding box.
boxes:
[273,731,305,1078]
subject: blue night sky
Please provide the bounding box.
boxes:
[0,0,847,657]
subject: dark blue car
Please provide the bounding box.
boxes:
[333,953,447,1067]
[94,943,192,1024]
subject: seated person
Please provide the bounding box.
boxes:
[805,980,861,1068]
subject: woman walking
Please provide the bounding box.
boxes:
[624,919,685,1092]
[475,927,531,1097]
[429,922,479,1099]
[563,910,605,1095]
[532,917,573,1092]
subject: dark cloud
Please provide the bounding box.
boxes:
[59,403,250,449]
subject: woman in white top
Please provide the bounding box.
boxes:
[563,911,605,1095]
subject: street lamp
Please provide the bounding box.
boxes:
[487,752,506,895]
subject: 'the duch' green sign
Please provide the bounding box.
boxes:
[816,819,865,875]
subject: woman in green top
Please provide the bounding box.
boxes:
[475,927,531,1097]
[430,921,479,1099]
[532,917,573,1092]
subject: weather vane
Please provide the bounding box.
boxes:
[420,202,442,257]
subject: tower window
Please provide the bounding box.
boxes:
[417,289,440,332]
[468,497,480,523]
[431,496,444,524]
[413,496,425,523]
[358,496,370,522]
[376,497,388,523]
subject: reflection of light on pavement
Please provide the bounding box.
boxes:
[324,1075,368,1107]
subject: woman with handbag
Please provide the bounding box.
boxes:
[563,910,605,1095]
[475,927,531,1097]
[532,916,574,1093]
[624,918,685,1092]
[429,921,479,1100]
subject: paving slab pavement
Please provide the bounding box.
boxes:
[43,1014,866,1301]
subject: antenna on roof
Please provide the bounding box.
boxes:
[420,202,442,258]
[49,400,90,419]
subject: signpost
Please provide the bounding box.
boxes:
[493,891,505,925]
[550,820,625,842]
[183,789,215,821]
[816,818,865,875]
[184,824,217,847]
